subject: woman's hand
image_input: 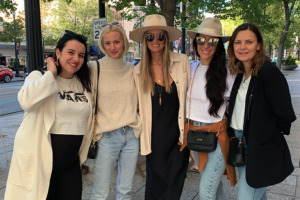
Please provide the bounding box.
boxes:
[46,57,58,77]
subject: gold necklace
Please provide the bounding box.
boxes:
[156,83,163,106]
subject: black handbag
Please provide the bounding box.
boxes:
[187,130,217,152]
[186,64,220,153]
[227,78,256,167]
[227,137,246,167]
[87,60,100,159]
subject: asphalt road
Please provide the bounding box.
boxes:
[0,81,23,116]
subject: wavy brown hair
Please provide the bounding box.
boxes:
[228,23,269,75]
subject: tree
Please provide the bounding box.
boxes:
[0,0,17,16]
[277,0,299,69]
[108,0,230,30]
[41,0,116,47]
[0,15,25,43]
[226,0,299,68]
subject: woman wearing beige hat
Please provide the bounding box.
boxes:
[130,14,190,199]
[182,17,237,199]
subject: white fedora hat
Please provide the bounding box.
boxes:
[187,17,230,43]
[130,14,182,43]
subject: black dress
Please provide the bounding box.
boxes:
[145,82,190,200]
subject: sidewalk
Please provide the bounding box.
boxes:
[0,68,300,200]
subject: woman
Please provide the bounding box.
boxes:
[183,17,237,199]
[227,23,296,199]
[130,14,190,200]
[89,24,141,200]
[5,30,93,200]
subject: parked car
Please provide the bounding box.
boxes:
[0,65,14,83]
[132,58,141,66]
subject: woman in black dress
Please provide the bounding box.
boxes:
[131,14,190,200]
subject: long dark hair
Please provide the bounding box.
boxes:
[192,36,227,117]
[56,34,91,92]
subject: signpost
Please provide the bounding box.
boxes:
[93,18,107,42]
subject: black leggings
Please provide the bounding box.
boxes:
[46,134,83,200]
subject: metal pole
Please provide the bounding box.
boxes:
[99,0,105,58]
[181,4,186,54]
[13,13,20,77]
[24,0,43,72]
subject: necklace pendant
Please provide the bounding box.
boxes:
[159,95,162,106]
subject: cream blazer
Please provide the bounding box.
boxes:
[5,71,93,200]
[133,51,190,155]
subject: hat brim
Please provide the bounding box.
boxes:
[130,26,182,43]
[187,30,230,43]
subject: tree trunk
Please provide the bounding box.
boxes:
[276,0,295,69]
[267,41,271,56]
[157,0,177,50]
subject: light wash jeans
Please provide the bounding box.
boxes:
[233,129,267,200]
[91,126,139,200]
[191,120,226,200]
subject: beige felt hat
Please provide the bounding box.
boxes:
[130,14,182,43]
[187,17,230,43]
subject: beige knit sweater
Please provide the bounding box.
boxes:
[89,56,141,140]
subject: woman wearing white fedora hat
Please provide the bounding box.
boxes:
[181,17,237,199]
[130,14,190,200]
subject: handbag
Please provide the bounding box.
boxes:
[87,60,100,159]
[186,64,221,152]
[187,129,217,152]
[227,78,256,167]
[227,137,245,167]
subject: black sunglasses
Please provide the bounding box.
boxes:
[196,36,219,47]
[61,30,87,42]
[145,33,166,42]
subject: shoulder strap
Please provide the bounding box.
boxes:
[95,61,100,115]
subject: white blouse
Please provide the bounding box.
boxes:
[186,61,235,123]
[230,74,252,130]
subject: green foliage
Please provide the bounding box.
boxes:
[41,0,99,46]
[0,0,17,16]
[0,15,25,42]
[282,55,297,65]
[108,0,231,30]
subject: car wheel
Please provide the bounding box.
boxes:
[4,74,11,83]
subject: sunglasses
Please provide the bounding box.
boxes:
[61,30,87,42]
[145,33,166,42]
[100,22,120,28]
[196,36,219,47]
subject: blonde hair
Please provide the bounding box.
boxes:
[140,31,171,95]
[98,24,129,57]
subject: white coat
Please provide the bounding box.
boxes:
[4,71,94,200]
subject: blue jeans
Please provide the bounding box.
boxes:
[232,129,267,200]
[91,126,140,200]
[191,120,226,200]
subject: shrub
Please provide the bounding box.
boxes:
[282,56,296,65]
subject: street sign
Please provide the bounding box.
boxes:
[93,18,107,42]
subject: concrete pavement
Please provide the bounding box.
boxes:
[0,67,300,200]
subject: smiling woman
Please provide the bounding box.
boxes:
[227,23,296,199]
[88,24,141,200]
[5,30,93,200]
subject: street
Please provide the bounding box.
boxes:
[0,81,23,116]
